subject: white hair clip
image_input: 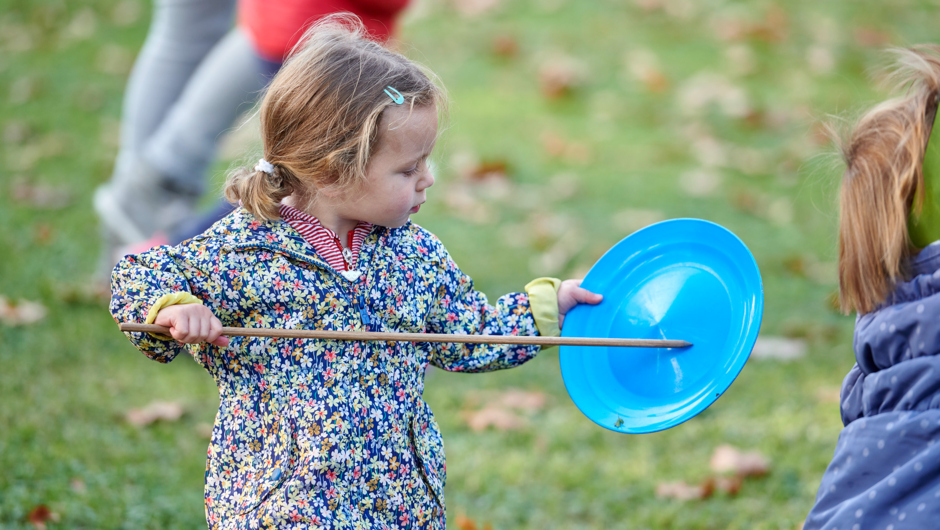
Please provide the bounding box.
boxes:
[254,158,275,175]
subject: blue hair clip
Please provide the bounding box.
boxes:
[384,86,404,105]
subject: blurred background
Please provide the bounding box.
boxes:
[1,0,936,528]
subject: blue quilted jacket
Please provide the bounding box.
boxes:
[109,208,542,529]
[805,242,940,529]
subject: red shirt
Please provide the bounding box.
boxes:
[278,203,372,272]
[238,0,412,62]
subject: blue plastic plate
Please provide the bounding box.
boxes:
[560,219,763,434]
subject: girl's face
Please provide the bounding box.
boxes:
[337,104,438,228]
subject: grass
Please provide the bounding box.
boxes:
[1,0,934,528]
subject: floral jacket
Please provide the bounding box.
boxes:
[109,208,542,529]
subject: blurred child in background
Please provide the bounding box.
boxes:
[94,0,410,278]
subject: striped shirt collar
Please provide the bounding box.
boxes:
[277,203,372,272]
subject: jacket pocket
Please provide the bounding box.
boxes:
[236,411,296,515]
[408,402,446,510]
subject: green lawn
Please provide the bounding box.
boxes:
[2,0,934,528]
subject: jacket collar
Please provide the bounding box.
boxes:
[911,240,940,277]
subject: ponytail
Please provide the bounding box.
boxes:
[224,160,299,221]
[837,45,940,314]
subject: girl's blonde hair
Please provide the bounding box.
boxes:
[838,45,940,314]
[225,14,445,220]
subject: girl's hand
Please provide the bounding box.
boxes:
[557,279,603,328]
[153,304,230,347]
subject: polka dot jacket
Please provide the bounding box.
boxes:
[109,207,542,529]
[805,242,940,529]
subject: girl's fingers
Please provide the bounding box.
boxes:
[208,317,230,347]
[170,315,190,342]
[198,314,210,342]
[576,287,603,304]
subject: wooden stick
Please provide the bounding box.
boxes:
[119,323,692,349]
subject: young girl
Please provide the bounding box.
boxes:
[804,46,940,529]
[109,15,601,530]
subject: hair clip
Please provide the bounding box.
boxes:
[254,158,275,175]
[384,86,404,105]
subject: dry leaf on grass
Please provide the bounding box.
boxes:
[710,444,770,477]
[491,34,518,58]
[455,513,494,530]
[751,336,807,362]
[854,26,891,47]
[655,480,713,501]
[624,50,669,93]
[461,388,548,431]
[0,295,47,326]
[452,0,503,17]
[538,55,587,100]
[70,477,87,494]
[462,406,526,432]
[11,180,71,209]
[125,401,184,427]
[678,169,722,197]
[816,387,842,404]
[27,505,59,529]
[112,0,143,26]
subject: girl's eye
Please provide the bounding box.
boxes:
[403,166,419,176]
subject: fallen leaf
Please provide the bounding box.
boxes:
[0,295,47,326]
[677,72,750,119]
[714,474,743,495]
[27,505,59,529]
[655,480,712,501]
[0,22,36,53]
[34,223,54,245]
[709,6,788,43]
[492,388,547,412]
[815,387,841,404]
[491,34,518,58]
[3,120,33,144]
[11,180,72,209]
[462,406,525,432]
[125,401,184,427]
[710,444,770,477]
[538,55,587,100]
[70,477,87,494]
[678,169,722,197]
[625,49,669,93]
[540,132,592,163]
[452,0,503,18]
[9,77,38,105]
[195,422,214,439]
[854,26,891,47]
[96,44,133,76]
[751,336,807,362]
[807,45,835,75]
[466,160,509,181]
[455,514,478,530]
[725,44,757,76]
[112,0,142,26]
[62,8,97,42]
[766,198,793,226]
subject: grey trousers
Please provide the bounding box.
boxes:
[110,0,273,199]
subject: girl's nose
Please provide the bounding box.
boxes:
[417,167,435,191]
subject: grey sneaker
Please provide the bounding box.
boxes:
[93,159,198,276]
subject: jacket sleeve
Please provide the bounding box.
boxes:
[425,253,541,372]
[109,238,220,363]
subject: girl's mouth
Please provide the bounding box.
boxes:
[410,204,421,213]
